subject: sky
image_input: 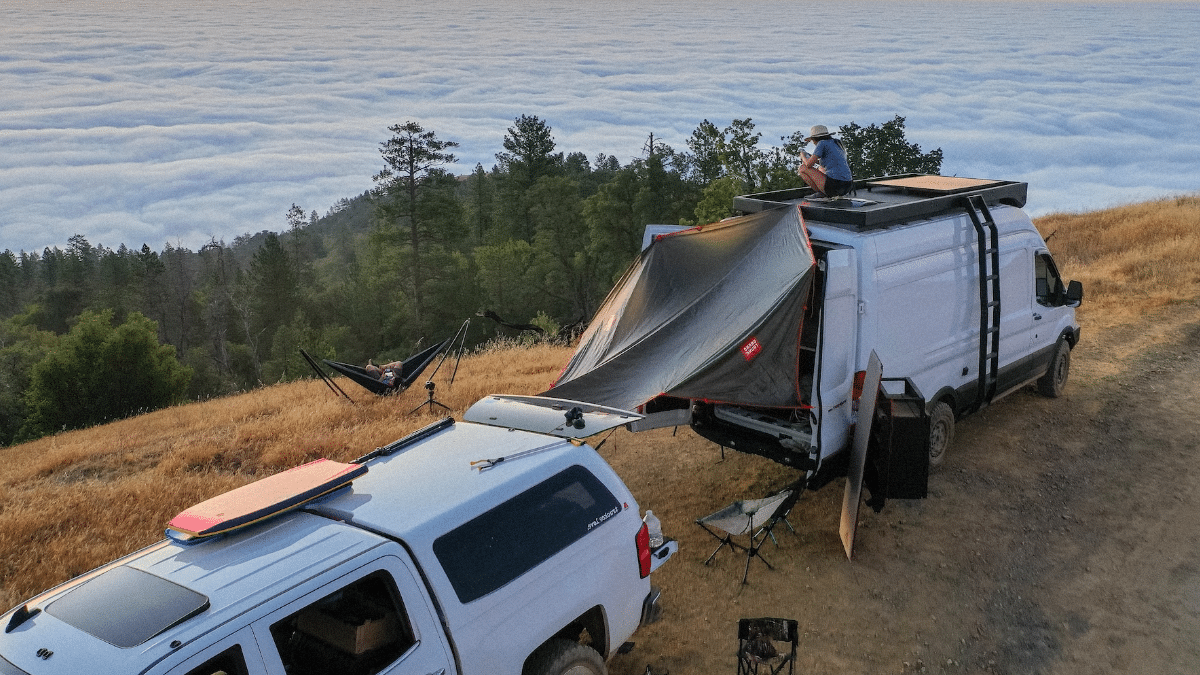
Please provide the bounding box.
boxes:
[2,0,1198,255]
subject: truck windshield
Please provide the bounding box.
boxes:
[45,566,209,648]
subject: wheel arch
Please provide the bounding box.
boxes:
[524,604,609,670]
[926,386,958,417]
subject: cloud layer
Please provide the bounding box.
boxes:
[2,0,1197,254]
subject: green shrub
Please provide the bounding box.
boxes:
[18,310,191,440]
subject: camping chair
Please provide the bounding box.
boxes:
[756,483,800,547]
[696,486,800,583]
[737,617,798,675]
[321,339,447,396]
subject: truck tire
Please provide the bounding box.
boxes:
[928,401,954,469]
[1037,338,1071,398]
[525,639,606,675]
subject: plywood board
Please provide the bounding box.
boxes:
[871,176,1001,192]
[841,351,883,560]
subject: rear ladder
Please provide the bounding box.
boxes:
[962,194,1001,412]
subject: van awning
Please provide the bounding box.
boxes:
[543,205,816,410]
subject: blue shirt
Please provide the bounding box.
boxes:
[813,139,852,182]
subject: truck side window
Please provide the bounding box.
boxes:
[1034,253,1065,307]
[434,464,621,603]
[183,645,250,675]
[269,570,416,675]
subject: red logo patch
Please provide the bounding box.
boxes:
[740,336,762,361]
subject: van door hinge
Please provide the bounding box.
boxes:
[858,301,866,315]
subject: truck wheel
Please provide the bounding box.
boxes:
[1037,338,1071,398]
[928,401,955,469]
[525,639,606,675]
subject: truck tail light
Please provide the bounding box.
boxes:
[636,522,652,578]
[852,370,866,401]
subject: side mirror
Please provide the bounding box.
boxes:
[1065,280,1083,306]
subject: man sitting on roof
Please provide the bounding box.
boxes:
[797,124,854,198]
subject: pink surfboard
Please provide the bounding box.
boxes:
[168,458,367,540]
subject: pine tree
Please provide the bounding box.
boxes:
[373,121,460,331]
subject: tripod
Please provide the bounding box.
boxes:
[408,318,471,415]
[410,379,451,414]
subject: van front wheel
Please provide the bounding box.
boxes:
[1038,338,1071,398]
[928,401,955,469]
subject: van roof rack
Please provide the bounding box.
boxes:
[733,174,1028,231]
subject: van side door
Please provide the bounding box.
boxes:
[251,553,454,675]
[996,246,1037,390]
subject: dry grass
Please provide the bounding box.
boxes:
[2,194,1198,616]
[1036,194,1200,328]
[0,340,573,610]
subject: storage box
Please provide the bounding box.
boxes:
[296,606,400,655]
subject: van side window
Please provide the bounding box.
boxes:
[269,570,417,675]
[183,645,249,675]
[1034,253,1065,307]
[433,464,621,603]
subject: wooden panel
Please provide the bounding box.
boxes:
[870,175,1001,192]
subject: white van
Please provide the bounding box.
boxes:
[683,175,1082,486]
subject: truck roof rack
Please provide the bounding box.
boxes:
[733,174,1028,231]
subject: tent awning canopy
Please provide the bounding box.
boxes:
[543,205,816,410]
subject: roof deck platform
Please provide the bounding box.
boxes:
[733,174,1028,231]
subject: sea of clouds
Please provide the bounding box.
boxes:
[2,0,1197,254]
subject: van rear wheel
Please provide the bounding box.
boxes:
[1038,338,1071,398]
[928,401,954,469]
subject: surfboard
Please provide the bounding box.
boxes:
[167,458,368,541]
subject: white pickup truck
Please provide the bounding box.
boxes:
[0,397,676,675]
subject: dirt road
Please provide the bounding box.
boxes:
[604,302,1200,675]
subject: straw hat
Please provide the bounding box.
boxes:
[804,125,835,142]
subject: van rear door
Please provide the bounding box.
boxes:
[814,247,858,461]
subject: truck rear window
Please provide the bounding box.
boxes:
[433,465,621,603]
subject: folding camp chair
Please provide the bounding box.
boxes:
[756,484,800,547]
[737,617,798,675]
[696,486,800,583]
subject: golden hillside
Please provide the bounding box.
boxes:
[2,193,1198,620]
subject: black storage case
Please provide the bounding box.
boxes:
[868,378,930,501]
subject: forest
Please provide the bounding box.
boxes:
[0,115,941,446]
